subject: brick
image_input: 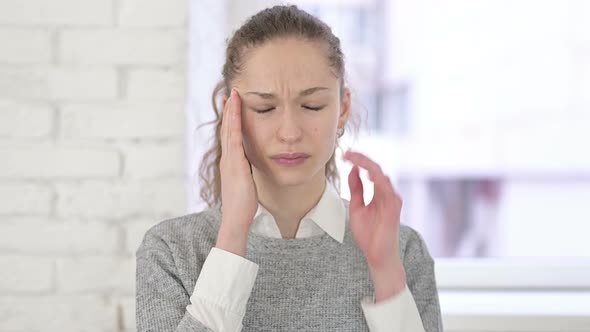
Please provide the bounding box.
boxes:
[56,179,186,219]
[0,66,117,101]
[127,68,186,100]
[0,0,113,26]
[59,29,185,65]
[0,101,53,138]
[0,256,53,293]
[56,256,135,294]
[60,103,184,139]
[0,182,52,215]
[0,28,51,64]
[0,145,120,179]
[0,219,119,255]
[0,295,117,331]
[118,0,188,27]
[120,142,185,179]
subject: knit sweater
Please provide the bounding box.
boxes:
[136,201,444,331]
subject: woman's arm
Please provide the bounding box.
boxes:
[343,150,443,331]
[136,229,257,332]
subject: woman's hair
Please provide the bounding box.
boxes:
[197,4,360,208]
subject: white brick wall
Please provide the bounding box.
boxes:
[0,183,53,215]
[0,145,121,179]
[0,0,113,26]
[0,29,52,64]
[0,218,120,254]
[127,69,186,100]
[0,101,53,138]
[59,29,185,66]
[0,256,53,293]
[120,143,185,179]
[0,296,119,331]
[0,0,188,330]
[56,256,135,294]
[118,0,188,27]
[60,103,184,139]
[0,66,118,100]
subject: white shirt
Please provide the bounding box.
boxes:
[186,180,426,331]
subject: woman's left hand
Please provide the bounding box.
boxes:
[343,150,406,302]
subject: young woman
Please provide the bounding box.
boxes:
[136,5,442,332]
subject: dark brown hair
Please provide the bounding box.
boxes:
[198,5,359,207]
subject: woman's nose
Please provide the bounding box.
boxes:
[277,108,303,144]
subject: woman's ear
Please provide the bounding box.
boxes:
[338,87,352,128]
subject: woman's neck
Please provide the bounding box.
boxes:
[254,170,327,239]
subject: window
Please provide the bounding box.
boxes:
[188,0,590,290]
[297,0,590,260]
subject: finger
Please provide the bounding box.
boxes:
[348,165,365,210]
[226,90,234,154]
[221,89,233,154]
[220,92,229,153]
[343,151,385,182]
[343,151,396,203]
[229,89,243,150]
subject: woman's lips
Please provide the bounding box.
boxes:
[271,153,310,167]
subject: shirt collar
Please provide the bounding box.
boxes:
[253,179,346,243]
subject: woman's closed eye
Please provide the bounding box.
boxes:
[253,105,326,113]
[253,107,275,114]
[303,105,325,111]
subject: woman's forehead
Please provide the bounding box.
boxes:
[238,38,338,89]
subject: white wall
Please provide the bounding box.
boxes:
[0,0,189,330]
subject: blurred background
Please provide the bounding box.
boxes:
[1,0,589,331]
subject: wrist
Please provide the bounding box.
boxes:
[369,260,406,302]
[215,222,250,257]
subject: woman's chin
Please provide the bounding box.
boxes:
[252,159,324,187]
[270,166,326,188]
[271,171,309,187]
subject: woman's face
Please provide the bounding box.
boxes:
[229,37,351,187]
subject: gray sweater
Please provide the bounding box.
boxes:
[136,201,444,331]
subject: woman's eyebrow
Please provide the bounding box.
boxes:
[245,87,329,99]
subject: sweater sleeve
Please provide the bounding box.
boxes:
[136,228,213,332]
[403,227,444,332]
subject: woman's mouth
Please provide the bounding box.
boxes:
[271,152,310,167]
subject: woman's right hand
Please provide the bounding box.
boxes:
[216,88,258,256]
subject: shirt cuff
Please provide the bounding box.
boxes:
[360,284,425,332]
[190,247,259,315]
